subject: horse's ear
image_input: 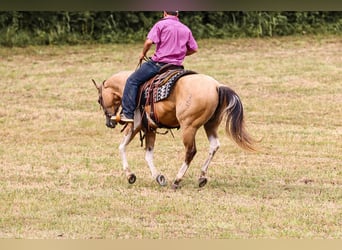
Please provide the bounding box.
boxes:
[92,79,100,90]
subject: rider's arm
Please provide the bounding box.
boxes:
[139,39,154,61]
[186,49,198,56]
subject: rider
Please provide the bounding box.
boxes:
[118,11,198,123]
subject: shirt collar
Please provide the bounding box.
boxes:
[163,15,179,21]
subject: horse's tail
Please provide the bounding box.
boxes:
[216,85,258,152]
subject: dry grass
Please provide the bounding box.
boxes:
[0,35,341,239]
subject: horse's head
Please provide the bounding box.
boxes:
[92,79,121,129]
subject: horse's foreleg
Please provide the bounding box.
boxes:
[118,124,138,184]
[199,134,220,187]
[172,127,197,189]
[145,131,167,186]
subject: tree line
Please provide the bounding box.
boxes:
[0,11,341,46]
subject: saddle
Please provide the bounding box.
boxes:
[137,64,197,130]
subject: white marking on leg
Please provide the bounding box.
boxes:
[176,162,189,180]
[201,135,220,175]
[145,149,158,179]
[119,130,132,176]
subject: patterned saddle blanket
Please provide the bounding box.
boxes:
[140,65,197,104]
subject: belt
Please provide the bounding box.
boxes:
[150,58,168,67]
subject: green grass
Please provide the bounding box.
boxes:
[0,35,341,239]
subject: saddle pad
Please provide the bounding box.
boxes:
[145,69,197,103]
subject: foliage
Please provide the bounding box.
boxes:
[0,11,341,46]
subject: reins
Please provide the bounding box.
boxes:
[136,56,149,70]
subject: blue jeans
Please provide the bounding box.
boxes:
[122,60,164,119]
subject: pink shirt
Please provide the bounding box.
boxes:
[147,16,198,66]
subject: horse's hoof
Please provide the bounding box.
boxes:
[171,180,181,190]
[127,173,136,184]
[156,174,167,186]
[198,177,208,188]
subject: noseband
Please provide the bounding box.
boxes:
[98,95,114,118]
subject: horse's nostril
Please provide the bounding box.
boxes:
[106,120,116,129]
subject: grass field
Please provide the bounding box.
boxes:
[0,35,341,239]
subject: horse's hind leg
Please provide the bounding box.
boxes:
[198,123,220,187]
[145,130,167,186]
[172,126,197,189]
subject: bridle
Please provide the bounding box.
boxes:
[97,94,113,118]
[97,85,121,128]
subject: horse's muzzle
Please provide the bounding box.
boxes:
[106,116,116,128]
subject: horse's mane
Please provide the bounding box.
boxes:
[103,71,133,92]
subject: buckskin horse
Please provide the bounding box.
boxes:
[93,67,257,189]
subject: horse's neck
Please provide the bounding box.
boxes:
[105,71,132,94]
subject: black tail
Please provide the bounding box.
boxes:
[215,86,257,152]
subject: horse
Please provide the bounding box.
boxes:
[93,70,257,189]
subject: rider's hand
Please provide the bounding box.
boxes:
[139,53,145,64]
